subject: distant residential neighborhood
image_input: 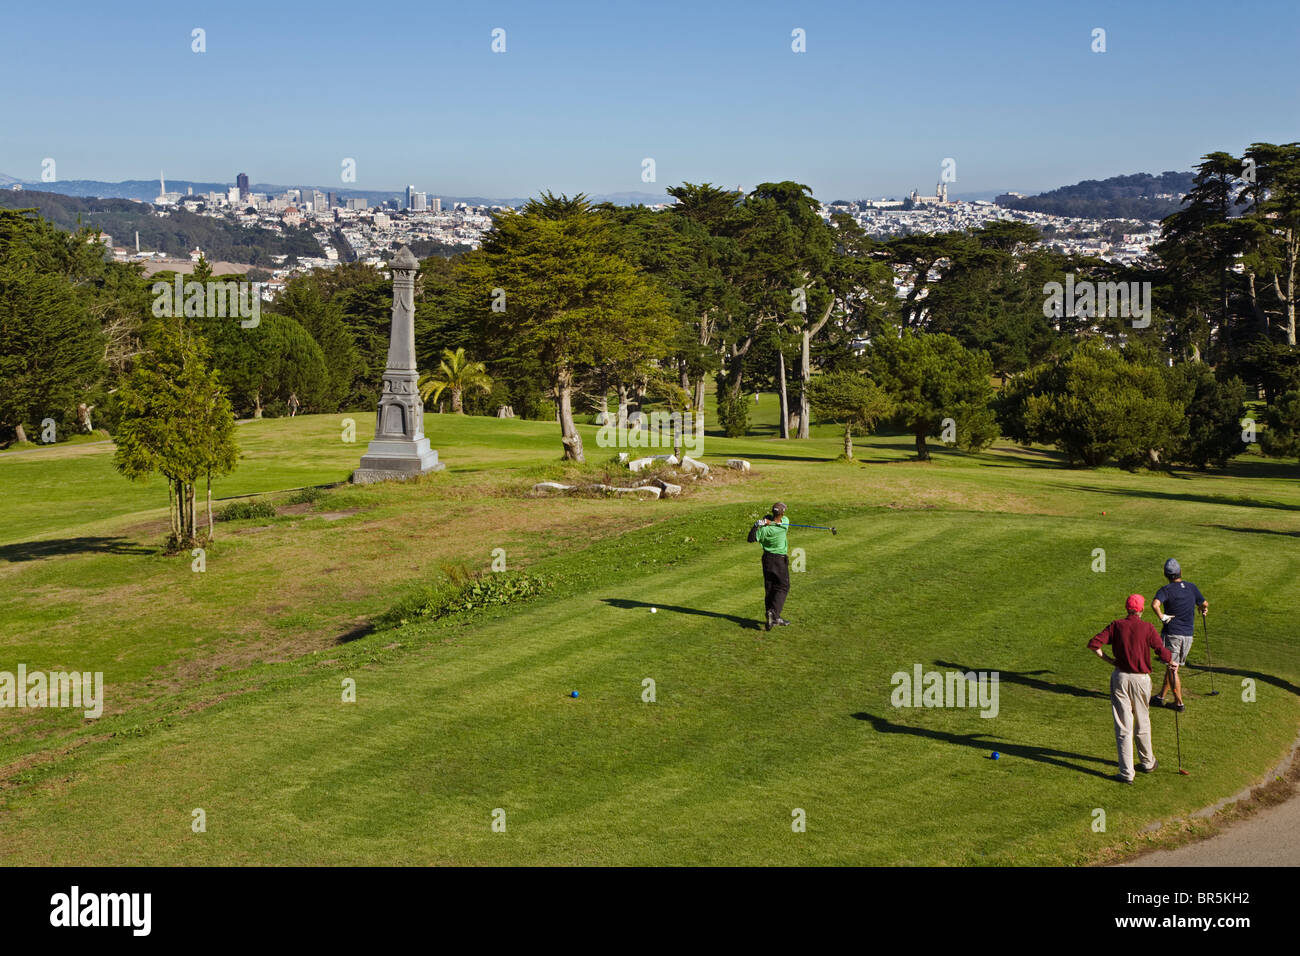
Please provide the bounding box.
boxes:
[13,168,1168,293]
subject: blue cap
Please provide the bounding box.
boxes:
[1164,558,1181,577]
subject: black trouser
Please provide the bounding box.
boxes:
[762,551,790,620]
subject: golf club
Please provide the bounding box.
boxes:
[1202,612,1218,696]
[784,523,838,535]
[1175,707,1190,775]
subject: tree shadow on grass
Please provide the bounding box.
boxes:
[0,536,154,563]
[335,622,375,644]
[851,711,1114,779]
[933,660,1107,700]
[974,446,1075,470]
[602,598,762,630]
[1062,484,1300,513]
[1202,524,1300,538]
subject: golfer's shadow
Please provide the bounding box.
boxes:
[602,598,762,630]
[934,660,1107,700]
[851,712,1114,780]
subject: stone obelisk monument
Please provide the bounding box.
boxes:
[351,245,443,483]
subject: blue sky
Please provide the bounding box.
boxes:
[2,0,1296,200]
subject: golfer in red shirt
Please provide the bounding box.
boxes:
[1087,594,1175,783]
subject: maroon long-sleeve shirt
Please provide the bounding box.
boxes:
[1088,613,1171,674]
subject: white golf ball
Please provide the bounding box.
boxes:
[650,607,657,614]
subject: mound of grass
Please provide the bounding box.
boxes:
[284,486,327,506]
[215,499,278,522]
[527,454,733,497]
[375,564,551,630]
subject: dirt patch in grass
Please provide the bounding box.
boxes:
[120,516,174,541]
[0,734,113,793]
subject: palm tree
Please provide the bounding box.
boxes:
[418,348,493,414]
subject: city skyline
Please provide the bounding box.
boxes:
[3,0,1296,200]
[0,162,1194,208]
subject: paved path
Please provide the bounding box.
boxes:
[0,440,111,458]
[1123,790,1300,865]
[1121,731,1300,867]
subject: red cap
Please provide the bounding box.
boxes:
[1126,594,1145,613]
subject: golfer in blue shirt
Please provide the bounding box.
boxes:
[1151,558,1208,713]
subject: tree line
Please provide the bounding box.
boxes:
[3,142,1300,484]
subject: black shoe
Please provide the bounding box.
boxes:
[1173,701,1185,712]
[1139,760,1158,773]
[1150,695,1165,707]
[776,618,792,626]
[1113,773,1134,784]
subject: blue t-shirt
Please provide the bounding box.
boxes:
[1154,580,1205,638]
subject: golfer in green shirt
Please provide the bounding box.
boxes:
[749,501,792,631]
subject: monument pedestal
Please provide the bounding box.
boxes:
[352,438,443,484]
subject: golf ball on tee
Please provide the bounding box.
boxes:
[650,607,657,614]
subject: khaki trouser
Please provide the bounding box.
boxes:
[1111,670,1155,781]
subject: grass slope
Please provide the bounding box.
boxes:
[0,403,1297,864]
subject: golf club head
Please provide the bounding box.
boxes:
[1178,769,1190,775]
[830,527,838,536]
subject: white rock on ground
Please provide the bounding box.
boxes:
[634,477,683,496]
[679,456,710,475]
[627,457,654,472]
[727,459,751,472]
[531,481,573,494]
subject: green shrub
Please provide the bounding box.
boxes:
[999,340,1184,468]
[377,570,549,629]
[285,486,326,506]
[1262,390,1300,462]
[216,499,278,521]
[716,387,751,438]
[1167,364,1247,469]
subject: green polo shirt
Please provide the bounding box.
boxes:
[755,516,789,555]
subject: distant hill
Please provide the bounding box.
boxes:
[0,190,323,265]
[996,171,1194,220]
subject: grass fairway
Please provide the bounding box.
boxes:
[1,404,1297,865]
